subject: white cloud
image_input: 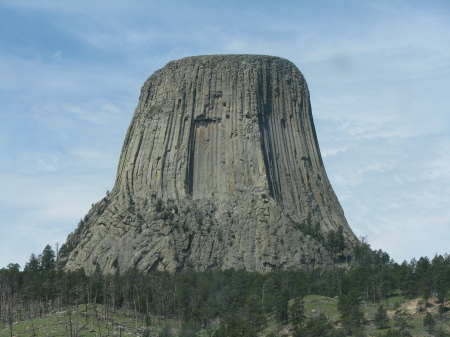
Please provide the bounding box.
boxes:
[321,146,349,158]
[1,0,449,268]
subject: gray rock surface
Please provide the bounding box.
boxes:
[60,55,357,274]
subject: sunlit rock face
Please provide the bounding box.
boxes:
[60,55,357,274]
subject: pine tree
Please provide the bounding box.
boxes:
[393,312,413,336]
[423,312,436,334]
[374,305,389,329]
[336,225,346,257]
[289,298,306,327]
[24,253,40,271]
[245,294,265,330]
[326,230,338,258]
[40,244,55,271]
[338,289,364,334]
[275,290,289,323]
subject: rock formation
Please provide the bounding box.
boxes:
[60,55,357,274]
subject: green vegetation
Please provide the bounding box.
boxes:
[374,305,389,329]
[423,312,436,334]
[338,288,364,334]
[1,245,450,336]
[288,298,306,327]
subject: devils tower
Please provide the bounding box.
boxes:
[60,55,357,274]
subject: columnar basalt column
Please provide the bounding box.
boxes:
[60,55,357,274]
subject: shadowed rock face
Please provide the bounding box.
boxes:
[60,55,357,274]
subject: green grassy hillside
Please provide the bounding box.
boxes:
[2,295,448,336]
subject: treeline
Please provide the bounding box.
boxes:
[1,246,449,336]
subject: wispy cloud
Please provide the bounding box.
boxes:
[1,0,449,267]
[321,146,349,158]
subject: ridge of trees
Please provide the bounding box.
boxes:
[1,244,449,336]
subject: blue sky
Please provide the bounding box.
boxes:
[1,0,449,269]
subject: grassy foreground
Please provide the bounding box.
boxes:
[296,294,449,336]
[1,295,449,337]
[0,305,170,337]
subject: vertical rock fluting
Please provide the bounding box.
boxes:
[61,55,357,274]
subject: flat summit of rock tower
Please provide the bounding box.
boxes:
[60,55,357,274]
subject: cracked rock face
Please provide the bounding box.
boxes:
[60,55,357,274]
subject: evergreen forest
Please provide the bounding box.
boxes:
[1,242,449,337]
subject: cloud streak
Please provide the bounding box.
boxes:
[1,0,449,268]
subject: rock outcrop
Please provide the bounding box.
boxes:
[60,55,357,274]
